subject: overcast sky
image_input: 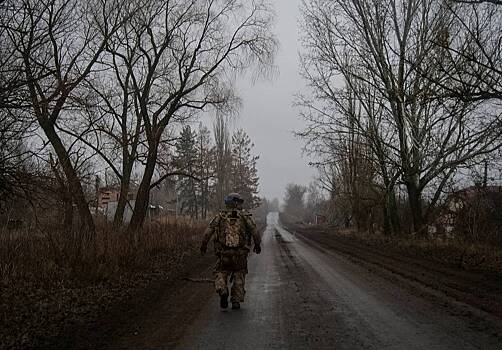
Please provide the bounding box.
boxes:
[234,0,315,201]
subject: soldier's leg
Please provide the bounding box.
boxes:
[214,270,230,295]
[230,270,247,303]
[214,270,230,309]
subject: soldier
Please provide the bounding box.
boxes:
[200,193,261,310]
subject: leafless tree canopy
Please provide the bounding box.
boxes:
[1,0,276,232]
[298,0,502,234]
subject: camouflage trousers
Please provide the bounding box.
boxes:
[214,248,249,302]
[214,270,247,302]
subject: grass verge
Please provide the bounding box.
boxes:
[280,213,502,275]
[0,217,206,349]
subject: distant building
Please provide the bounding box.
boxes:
[149,177,177,215]
[97,180,177,222]
[98,187,135,207]
[315,214,327,225]
[431,186,502,236]
[97,186,137,223]
[446,185,502,213]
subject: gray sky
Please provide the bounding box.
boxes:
[235,0,315,201]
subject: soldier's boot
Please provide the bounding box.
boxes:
[219,289,229,309]
[231,301,240,310]
[214,272,229,309]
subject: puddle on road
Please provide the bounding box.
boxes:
[273,228,300,267]
[274,228,286,242]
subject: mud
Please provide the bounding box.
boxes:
[47,213,502,349]
[175,213,502,349]
[288,224,502,319]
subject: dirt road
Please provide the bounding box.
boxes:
[175,212,501,350]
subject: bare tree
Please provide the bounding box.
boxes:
[2,0,131,234]
[300,0,502,233]
[425,2,502,102]
[298,74,402,234]
[0,2,36,203]
[230,129,260,209]
[58,49,145,226]
[103,0,276,230]
[196,124,214,219]
[453,1,502,7]
[0,3,21,109]
[305,180,324,223]
[213,113,233,209]
[283,183,307,221]
[0,119,34,207]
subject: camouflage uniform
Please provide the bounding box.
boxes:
[201,210,261,303]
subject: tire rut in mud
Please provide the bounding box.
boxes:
[290,226,502,321]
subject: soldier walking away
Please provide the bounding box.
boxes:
[200,193,261,310]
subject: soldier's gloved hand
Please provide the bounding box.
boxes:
[253,245,261,254]
[200,244,207,256]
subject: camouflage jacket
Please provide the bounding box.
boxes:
[201,210,260,253]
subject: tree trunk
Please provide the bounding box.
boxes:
[406,181,424,234]
[43,123,95,235]
[113,178,130,226]
[113,162,132,226]
[62,187,74,229]
[383,203,391,235]
[128,147,158,231]
[383,189,400,235]
[388,190,401,234]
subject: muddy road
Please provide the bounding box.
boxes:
[173,212,501,350]
[101,212,502,350]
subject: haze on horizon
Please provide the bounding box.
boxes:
[234,0,315,202]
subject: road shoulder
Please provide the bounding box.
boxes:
[43,255,215,350]
[285,223,502,321]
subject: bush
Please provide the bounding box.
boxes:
[0,216,207,349]
[0,216,206,288]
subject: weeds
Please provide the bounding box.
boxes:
[0,217,207,349]
[280,213,502,274]
[0,217,205,287]
[347,229,502,273]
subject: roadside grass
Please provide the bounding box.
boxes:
[1,217,206,285]
[0,217,206,349]
[279,213,502,274]
[337,228,502,274]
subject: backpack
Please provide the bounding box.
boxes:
[217,211,248,248]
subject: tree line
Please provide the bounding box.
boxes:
[0,0,276,234]
[169,121,260,219]
[296,0,501,235]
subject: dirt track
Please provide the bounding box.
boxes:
[287,223,502,320]
[56,212,502,349]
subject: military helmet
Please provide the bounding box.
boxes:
[224,193,244,206]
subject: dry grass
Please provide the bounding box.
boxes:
[0,216,207,349]
[333,228,502,273]
[0,217,205,286]
[279,213,502,274]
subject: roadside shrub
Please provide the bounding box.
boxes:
[0,216,208,349]
[0,216,206,287]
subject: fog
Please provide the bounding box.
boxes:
[235,0,315,201]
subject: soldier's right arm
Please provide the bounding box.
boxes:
[243,215,261,251]
[200,215,219,254]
